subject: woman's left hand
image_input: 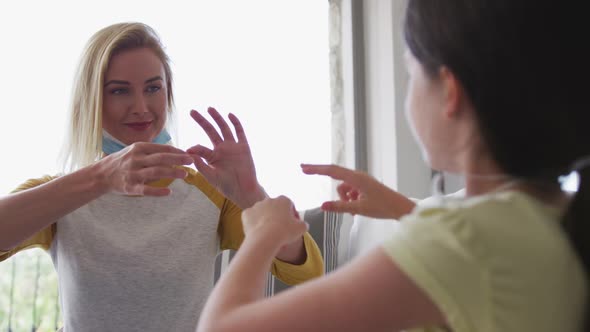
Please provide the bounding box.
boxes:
[188,107,266,209]
[242,196,309,248]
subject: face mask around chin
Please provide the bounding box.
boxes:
[101,129,171,155]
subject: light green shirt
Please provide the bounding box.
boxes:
[382,191,587,332]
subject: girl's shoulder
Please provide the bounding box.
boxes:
[396,190,567,263]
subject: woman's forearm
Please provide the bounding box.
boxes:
[275,235,306,264]
[0,163,109,250]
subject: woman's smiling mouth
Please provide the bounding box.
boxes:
[125,121,152,131]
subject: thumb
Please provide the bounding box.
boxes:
[192,155,215,180]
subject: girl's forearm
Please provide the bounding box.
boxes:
[198,233,280,330]
[388,190,417,219]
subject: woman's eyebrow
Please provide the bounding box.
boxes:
[145,76,163,84]
[104,79,129,87]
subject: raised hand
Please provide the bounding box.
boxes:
[301,164,416,220]
[242,196,309,248]
[187,107,266,209]
[97,142,193,196]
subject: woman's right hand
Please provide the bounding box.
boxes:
[301,164,416,220]
[96,142,194,196]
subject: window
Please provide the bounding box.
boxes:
[0,1,330,330]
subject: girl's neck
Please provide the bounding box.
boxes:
[462,153,512,196]
[462,161,568,209]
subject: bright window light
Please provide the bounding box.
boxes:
[0,0,331,210]
[560,171,580,193]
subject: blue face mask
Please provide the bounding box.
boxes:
[102,129,172,155]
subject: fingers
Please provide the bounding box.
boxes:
[228,113,248,144]
[191,154,215,181]
[207,107,236,142]
[337,183,361,201]
[190,109,223,145]
[337,182,357,201]
[186,145,214,161]
[141,152,194,168]
[274,196,308,229]
[275,195,295,210]
[129,142,189,155]
[248,195,296,220]
[275,196,309,234]
[242,196,308,245]
[288,217,310,236]
[190,107,241,146]
[123,167,186,196]
[300,164,367,188]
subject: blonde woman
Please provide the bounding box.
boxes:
[0,22,323,331]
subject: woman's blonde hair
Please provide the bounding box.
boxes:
[61,22,174,172]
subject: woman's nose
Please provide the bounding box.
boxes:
[131,94,149,114]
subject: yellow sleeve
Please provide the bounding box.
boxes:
[217,197,245,251]
[219,200,325,285]
[0,175,57,262]
[182,166,325,284]
[270,232,324,285]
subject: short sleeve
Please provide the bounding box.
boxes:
[380,210,489,332]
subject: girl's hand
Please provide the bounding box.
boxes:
[301,164,416,220]
[241,196,309,248]
[97,142,193,196]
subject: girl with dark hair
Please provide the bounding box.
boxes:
[197,1,589,331]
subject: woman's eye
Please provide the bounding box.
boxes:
[146,85,161,94]
[110,88,128,95]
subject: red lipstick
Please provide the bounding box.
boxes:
[125,121,152,131]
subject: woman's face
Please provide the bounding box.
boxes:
[102,47,167,145]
